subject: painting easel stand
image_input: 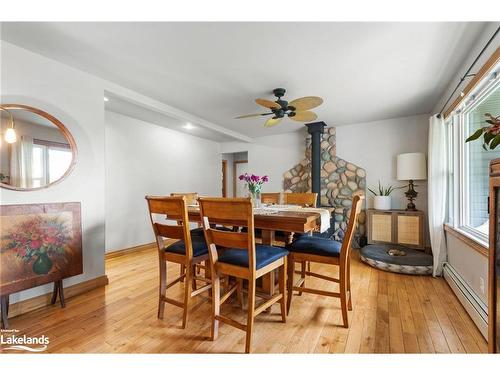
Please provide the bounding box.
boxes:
[51,279,66,308]
[0,279,66,329]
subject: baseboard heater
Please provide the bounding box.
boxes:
[442,262,488,339]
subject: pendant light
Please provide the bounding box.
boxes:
[0,106,17,143]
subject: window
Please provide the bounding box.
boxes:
[31,140,72,187]
[448,76,500,245]
[464,83,500,237]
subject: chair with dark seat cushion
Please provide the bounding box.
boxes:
[286,195,363,329]
[146,195,212,329]
[218,244,288,269]
[165,238,208,257]
[287,236,342,258]
[199,197,288,353]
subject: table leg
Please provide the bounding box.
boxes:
[261,230,276,313]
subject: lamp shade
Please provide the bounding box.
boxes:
[397,152,427,181]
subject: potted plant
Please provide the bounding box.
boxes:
[465,113,500,149]
[238,173,269,207]
[368,181,403,210]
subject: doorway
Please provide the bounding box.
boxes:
[221,151,248,197]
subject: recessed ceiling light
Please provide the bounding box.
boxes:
[104,97,109,102]
[183,123,195,130]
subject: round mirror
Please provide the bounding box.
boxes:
[0,104,77,191]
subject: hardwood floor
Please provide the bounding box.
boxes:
[2,245,487,353]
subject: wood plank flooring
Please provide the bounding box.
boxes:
[1,246,487,353]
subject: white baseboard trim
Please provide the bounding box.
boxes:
[443,262,488,339]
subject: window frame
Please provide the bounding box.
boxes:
[448,73,500,247]
[31,140,72,186]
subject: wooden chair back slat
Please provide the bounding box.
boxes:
[198,197,256,271]
[155,223,185,240]
[261,192,281,205]
[147,196,185,215]
[283,192,318,207]
[171,192,199,206]
[207,228,248,249]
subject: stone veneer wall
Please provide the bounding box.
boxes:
[283,127,366,244]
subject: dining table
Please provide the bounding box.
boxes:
[185,205,333,295]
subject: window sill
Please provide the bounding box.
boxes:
[443,223,488,258]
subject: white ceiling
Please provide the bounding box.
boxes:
[104,93,236,142]
[0,22,490,139]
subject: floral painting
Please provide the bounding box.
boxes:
[0,202,82,296]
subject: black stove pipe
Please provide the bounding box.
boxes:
[305,121,326,207]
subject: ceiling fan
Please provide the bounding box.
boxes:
[235,88,323,127]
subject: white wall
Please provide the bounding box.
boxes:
[336,114,429,213]
[221,130,306,193]
[221,116,429,215]
[105,111,221,252]
[0,41,106,303]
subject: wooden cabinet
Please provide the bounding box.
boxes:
[367,209,425,250]
[488,158,500,353]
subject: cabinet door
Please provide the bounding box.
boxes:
[397,215,421,247]
[370,212,393,243]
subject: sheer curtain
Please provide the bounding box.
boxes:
[9,135,34,188]
[428,114,447,276]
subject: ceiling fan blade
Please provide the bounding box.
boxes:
[289,111,317,122]
[288,96,323,111]
[255,98,281,109]
[264,117,282,127]
[235,113,272,119]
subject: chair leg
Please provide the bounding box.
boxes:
[236,278,244,309]
[298,261,306,296]
[205,260,212,297]
[158,258,167,319]
[211,272,221,341]
[180,264,185,282]
[191,264,198,292]
[347,259,352,311]
[340,267,348,328]
[182,264,192,329]
[245,278,256,353]
[286,255,294,315]
[279,259,287,323]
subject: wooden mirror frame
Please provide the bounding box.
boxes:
[0,104,78,191]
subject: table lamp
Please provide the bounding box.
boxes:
[397,152,427,211]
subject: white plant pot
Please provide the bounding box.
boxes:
[373,196,391,210]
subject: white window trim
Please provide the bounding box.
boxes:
[448,73,500,247]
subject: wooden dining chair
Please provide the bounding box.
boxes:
[286,195,363,328]
[146,195,212,329]
[261,192,281,205]
[283,192,318,207]
[198,197,288,353]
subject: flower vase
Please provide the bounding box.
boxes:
[250,191,261,208]
[32,252,53,275]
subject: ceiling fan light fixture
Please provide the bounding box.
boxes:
[236,88,323,128]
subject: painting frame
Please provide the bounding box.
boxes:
[0,202,83,296]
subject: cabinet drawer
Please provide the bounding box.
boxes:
[370,212,393,243]
[397,215,421,246]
